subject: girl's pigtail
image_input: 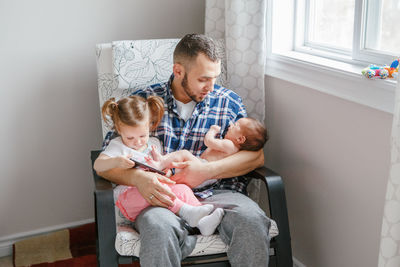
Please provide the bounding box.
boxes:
[101,98,118,128]
[147,96,165,131]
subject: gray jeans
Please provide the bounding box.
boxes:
[135,189,271,267]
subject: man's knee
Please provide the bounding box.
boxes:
[219,201,270,242]
[227,207,268,229]
[137,207,180,236]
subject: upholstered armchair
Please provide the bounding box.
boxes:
[92,39,292,266]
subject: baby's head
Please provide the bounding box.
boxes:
[225,118,268,151]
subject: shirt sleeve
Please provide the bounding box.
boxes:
[102,138,130,158]
[102,130,117,151]
[226,92,247,123]
[235,95,247,121]
[221,92,248,137]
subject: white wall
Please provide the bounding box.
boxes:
[265,75,392,267]
[0,0,204,246]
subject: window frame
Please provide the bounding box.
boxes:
[295,0,398,66]
[265,0,397,115]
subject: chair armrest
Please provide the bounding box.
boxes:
[248,166,292,265]
[248,167,289,222]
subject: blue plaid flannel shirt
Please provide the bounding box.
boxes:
[102,75,250,197]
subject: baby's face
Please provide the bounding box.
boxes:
[225,118,249,141]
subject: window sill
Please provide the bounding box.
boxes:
[265,51,396,114]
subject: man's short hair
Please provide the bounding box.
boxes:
[173,33,222,69]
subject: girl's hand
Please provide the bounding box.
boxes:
[145,145,165,170]
[114,155,135,169]
[150,145,163,161]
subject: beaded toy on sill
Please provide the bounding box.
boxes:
[362,58,399,79]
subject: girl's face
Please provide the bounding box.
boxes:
[117,122,150,151]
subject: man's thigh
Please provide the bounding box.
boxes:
[201,190,271,266]
[200,189,265,212]
[200,190,271,240]
[134,206,197,260]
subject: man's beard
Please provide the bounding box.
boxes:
[181,73,201,103]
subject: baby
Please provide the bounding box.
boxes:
[149,117,269,188]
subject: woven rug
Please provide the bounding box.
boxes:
[12,223,139,267]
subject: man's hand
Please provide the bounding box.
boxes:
[134,170,177,208]
[170,160,211,188]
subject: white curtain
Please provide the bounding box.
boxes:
[205,0,267,202]
[379,75,400,267]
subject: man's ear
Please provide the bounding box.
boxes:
[236,135,246,145]
[173,63,185,79]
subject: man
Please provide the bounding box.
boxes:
[99,33,271,267]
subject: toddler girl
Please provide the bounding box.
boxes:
[94,95,224,236]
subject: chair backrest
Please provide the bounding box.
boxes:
[96,39,177,137]
[96,38,227,138]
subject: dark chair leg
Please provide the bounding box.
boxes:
[250,167,293,267]
[95,189,119,267]
[264,171,293,267]
[92,150,119,267]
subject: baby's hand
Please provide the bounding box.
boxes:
[114,155,135,169]
[210,125,221,132]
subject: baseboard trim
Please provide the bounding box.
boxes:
[0,218,94,258]
[293,256,307,267]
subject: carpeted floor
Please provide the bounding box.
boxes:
[12,223,139,267]
[0,255,13,267]
[13,223,96,267]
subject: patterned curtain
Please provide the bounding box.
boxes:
[379,75,400,266]
[205,0,266,122]
[205,0,267,202]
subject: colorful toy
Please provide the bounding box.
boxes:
[389,59,399,79]
[362,59,399,79]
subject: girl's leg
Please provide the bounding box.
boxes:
[167,184,225,236]
[167,184,213,227]
[197,208,225,236]
[116,187,150,221]
[149,149,198,170]
[116,183,206,223]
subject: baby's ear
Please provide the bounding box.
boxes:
[236,135,246,144]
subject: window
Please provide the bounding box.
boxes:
[295,0,400,65]
[266,0,398,114]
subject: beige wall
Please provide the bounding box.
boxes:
[264,75,392,266]
[0,0,204,245]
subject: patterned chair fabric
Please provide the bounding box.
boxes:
[95,39,278,257]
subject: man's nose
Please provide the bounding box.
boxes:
[207,80,214,92]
